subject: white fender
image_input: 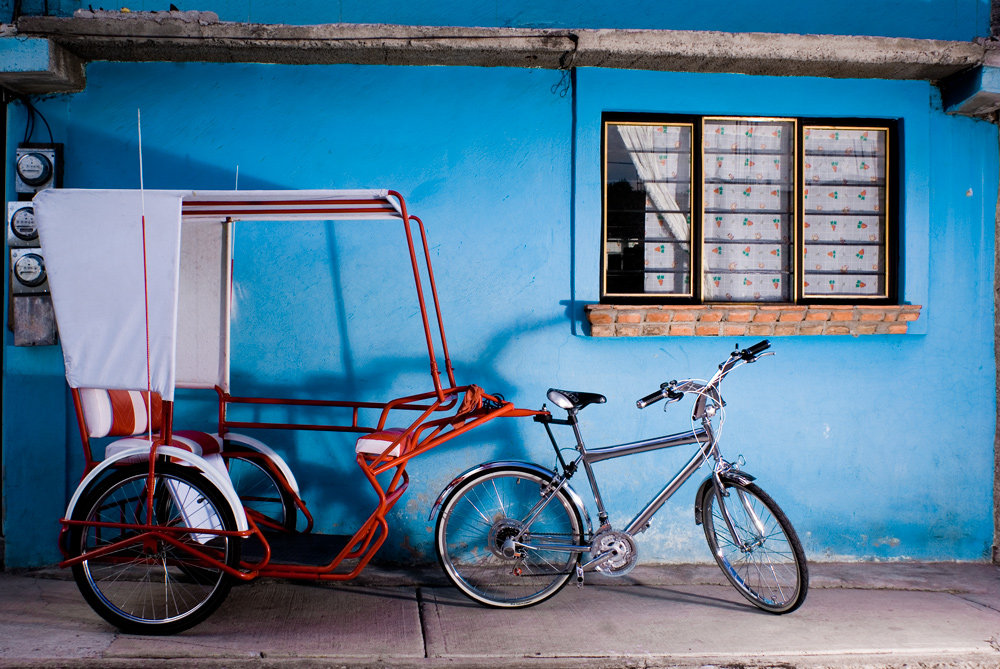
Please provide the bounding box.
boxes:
[66,445,249,532]
[214,432,300,495]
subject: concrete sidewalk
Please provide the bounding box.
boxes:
[1,562,999,668]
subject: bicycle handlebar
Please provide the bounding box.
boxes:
[636,387,667,409]
[741,339,771,360]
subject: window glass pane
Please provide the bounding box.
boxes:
[605,123,693,297]
[802,127,888,298]
[702,119,794,302]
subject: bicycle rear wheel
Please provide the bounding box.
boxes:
[68,462,241,635]
[435,466,583,608]
[702,479,808,613]
[226,453,296,531]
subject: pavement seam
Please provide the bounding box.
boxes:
[416,585,429,659]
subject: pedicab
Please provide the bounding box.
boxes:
[34,188,546,635]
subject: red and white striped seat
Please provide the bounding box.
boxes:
[78,388,162,438]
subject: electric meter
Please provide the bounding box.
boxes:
[17,152,52,186]
[7,203,39,247]
[10,248,49,294]
[15,145,61,193]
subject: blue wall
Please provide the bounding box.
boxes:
[3,59,996,567]
[4,0,991,41]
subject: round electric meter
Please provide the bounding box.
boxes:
[16,152,53,187]
[10,207,38,241]
[14,252,47,287]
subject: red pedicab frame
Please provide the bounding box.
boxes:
[46,189,547,631]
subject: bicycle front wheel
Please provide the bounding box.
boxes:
[68,462,241,635]
[702,479,808,614]
[435,466,583,608]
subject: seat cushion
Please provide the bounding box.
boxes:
[78,388,162,438]
[355,428,412,458]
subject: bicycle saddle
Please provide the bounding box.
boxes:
[547,389,607,412]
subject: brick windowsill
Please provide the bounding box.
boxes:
[586,304,922,337]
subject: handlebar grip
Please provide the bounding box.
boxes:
[743,339,771,359]
[636,389,666,409]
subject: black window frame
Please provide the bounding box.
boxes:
[600,112,900,306]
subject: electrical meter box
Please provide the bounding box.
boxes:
[15,144,62,194]
[10,247,49,294]
[7,202,39,247]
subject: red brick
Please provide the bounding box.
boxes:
[700,310,724,322]
[722,324,747,336]
[696,324,720,336]
[774,324,797,336]
[888,324,908,334]
[899,312,920,322]
[725,311,755,323]
[590,324,614,337]
[753,312,779,323]
[643,324,670,336]
[749,324,774,336]
[883,312,898,322]
[618,312,642,324]
[671,309,701,322]
[825,325,850,335]
[805,311,831,321]
[588,311,614,325]
[831,311,854,321]
[618,324,641,337]
[670,324,695,336]
[759,305,805,311]
[856,325,878,335]
[646,311,673,323]
[798,325,825,335]
[859,311,885,322]
[779,311,806,322]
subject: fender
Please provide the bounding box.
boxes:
[65,445,249,532]
[214,432,300,495]
[429,460,592,537]
[693,471,756,526]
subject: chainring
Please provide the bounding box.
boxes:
[590,529,638,576]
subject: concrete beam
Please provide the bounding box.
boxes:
[942,65,1000,116]
[0,30,85,94]
[10,11,987,84]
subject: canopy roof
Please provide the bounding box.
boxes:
[34,189,408,401]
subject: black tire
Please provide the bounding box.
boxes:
[68,462,241,635]
[435,466,583,607]
[702,479,808,613]
[225,453,297,531]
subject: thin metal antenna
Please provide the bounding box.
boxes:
[235,165,239,190]
[138,108,153,445]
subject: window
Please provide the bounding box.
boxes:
[601,114,897,304]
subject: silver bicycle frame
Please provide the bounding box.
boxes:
[515,351,762,557]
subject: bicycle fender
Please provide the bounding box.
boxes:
[429,460,592,536]
[64,446,249,532]
[214,431,301,495]
[693,471,756,526]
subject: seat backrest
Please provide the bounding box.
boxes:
[77,388,163,438]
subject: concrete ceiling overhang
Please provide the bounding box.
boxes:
[0,10,996,116]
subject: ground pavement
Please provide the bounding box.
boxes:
[1,562,999,669]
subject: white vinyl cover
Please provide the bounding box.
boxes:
[34,188,406,400]
[34,189,187,400]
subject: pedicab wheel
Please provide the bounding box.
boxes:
[702,479,808,614]
[435,466,583,608]
[68,462,242,635]
[225,453,297,531]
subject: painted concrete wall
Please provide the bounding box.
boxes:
[2,59,997,567]
[4,0,992,41]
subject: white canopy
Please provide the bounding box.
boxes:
[34,189,406,401]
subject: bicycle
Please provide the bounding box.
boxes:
[432,340,809,614]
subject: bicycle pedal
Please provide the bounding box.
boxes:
[575,564,584,587]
